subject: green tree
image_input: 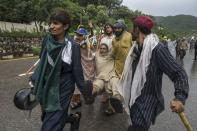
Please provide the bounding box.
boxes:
[31,0,66,32]
[0,0,150,34]
[71,0,122,9]
[0,0,34,23]
[86,4,98,19]
[96,10,108,25]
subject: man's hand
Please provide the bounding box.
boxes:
[170,99,184,113]
[88,20,93,28]
[82,80,95,105]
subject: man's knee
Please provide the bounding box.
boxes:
[93,80,105,94]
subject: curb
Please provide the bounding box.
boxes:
[0,56,39,62]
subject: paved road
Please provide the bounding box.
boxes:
[0,49,197,131]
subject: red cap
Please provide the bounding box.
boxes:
[134,16,154,30]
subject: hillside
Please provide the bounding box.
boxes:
[154,15,197,32]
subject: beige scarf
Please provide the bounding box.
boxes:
[95,52,114,81]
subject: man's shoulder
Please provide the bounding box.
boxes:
[152,43,170,57]
[123,31,131,37]
[122,31,132,42]
[67,38,80,51]
[154,43,167,50]
[67,38,78,46]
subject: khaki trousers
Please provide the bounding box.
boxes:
[93,77,120,96]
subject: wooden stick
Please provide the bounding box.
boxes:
[18,59,40,77]
[25,59,40,74]
[18,72,34,77]
[178,112,193,131]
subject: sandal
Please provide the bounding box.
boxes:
[104,108,115,116]
[70,112,82,131]
[109,96,123,113]
[70,101,82,109]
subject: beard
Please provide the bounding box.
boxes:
[132,30,139,41]
[114,30,123,37]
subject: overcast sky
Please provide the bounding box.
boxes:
[122,0,197,17]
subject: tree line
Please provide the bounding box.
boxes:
[1,0,181,40]
[0,0,145,31]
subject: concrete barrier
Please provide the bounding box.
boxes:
[0,21,36,32]
[0,21,48,32]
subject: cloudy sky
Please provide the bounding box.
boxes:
[122,0,197,17]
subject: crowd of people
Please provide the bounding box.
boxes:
[0,37,41,59]
[13,8,192,131]
[163,37,197,62]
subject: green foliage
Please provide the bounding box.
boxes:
[112,6,132,19]
[31,45,41,55]
[96,10,108,25]
[71,0,122,9]
[0,0,144,33]
[86,4,98,19]
[153,26,179,41]
[155,15,197,32]
[1,0,196,44]
[0,0,35,23]
[0,29,44,38]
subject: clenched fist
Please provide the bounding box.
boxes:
[170,99,184,113]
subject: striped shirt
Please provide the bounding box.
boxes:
[130,43,189,129]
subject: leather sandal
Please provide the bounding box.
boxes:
[70,101,82,109]
[109,96,123,113]
[70,112,82,131]
[104,107,115,116]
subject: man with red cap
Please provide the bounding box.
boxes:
[118,16,189,131]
